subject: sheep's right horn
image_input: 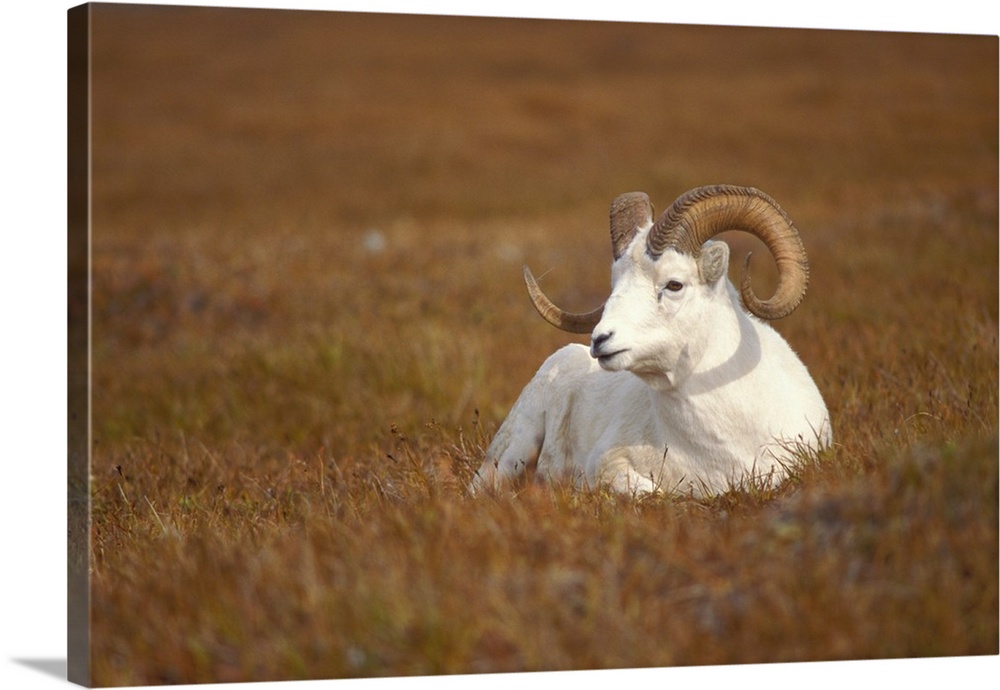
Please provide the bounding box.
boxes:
[610,192,654,259]
[523,265,604,334]
[522,193,650,334]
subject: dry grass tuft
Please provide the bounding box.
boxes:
[86,6,997,686]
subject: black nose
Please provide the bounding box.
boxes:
[591,331,613,353]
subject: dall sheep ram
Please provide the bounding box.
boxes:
[472,185,832,497]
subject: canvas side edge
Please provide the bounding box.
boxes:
[68,3,92,687]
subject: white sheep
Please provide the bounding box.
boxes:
[472,185,832,497]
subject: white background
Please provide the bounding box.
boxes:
[2,1,997,689]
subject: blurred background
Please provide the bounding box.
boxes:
[89,5,997,456]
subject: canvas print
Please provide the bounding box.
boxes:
[68,2,998,687]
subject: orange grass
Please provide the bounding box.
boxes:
[85,6,998,686]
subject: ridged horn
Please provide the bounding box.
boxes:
[522,192,653,333]
[645,184,809,320]
[610,191,654,259]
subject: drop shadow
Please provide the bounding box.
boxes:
[12,658,67,681]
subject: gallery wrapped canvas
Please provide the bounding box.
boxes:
[68,2,998,687]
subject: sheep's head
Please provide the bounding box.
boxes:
[523,185,810,376]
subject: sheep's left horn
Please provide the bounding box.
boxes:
[523,265,603,334]
[646,185,809,320]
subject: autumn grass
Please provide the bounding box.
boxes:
[85,6,997,687]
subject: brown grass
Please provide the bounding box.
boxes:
[85,5,998,686]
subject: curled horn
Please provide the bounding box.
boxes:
[646,184,809,320]
[610,192,654,259]
[523,192,653,333]
[523,265,604,334]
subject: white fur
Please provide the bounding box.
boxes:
[472,224,831,497]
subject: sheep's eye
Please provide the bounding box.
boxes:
[664,280,684,293]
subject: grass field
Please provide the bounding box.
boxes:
[84,5,998,686]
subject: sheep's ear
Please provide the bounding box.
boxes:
[698,241,729,285]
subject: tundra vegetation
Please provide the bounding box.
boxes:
[86,7,997,686]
